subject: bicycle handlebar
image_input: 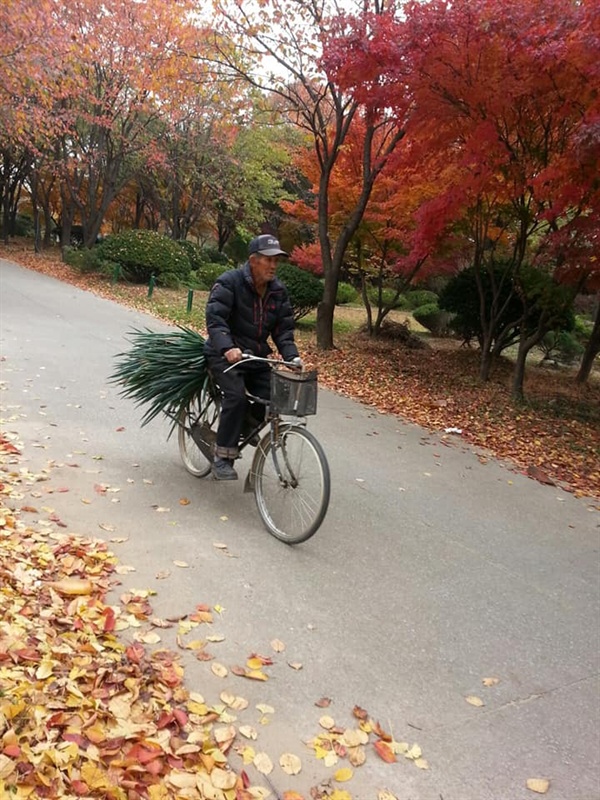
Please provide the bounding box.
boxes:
[223,353,302,374]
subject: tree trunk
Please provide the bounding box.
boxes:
[1,151,10,244]
[479,328,494,381]
[512,341,528,402]
[361,276,373,335]
[576,297,600,383]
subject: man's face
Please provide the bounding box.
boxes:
[250,253,279,285]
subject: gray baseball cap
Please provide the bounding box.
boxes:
[248,234,288,257]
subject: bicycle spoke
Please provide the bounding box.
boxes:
[254,426,330,544]
[178,385,219,478]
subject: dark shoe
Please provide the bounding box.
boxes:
[212,458,238,481]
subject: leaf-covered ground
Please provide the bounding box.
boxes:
[0,437,424,800]
[2,244,598,501]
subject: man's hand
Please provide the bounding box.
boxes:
[224,347,243,364]
[290,356,303,370]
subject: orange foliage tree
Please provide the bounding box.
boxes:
[327,0,599,392]
[211,0,408,349]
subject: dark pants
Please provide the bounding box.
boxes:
[207,355,270,459]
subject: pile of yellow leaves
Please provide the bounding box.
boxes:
[0,437,266,800]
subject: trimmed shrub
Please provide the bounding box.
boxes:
[277,263,324,320]
[366,286,404,309]
[405,289,439,310]
[538,330,584,364]
[177,240,204,272]
[412,302,452,336]
[98,230,191,284]
[201,246,230,265]
[336,282,359,305]
[13,213,34,237]
[63,245,102,273]
[191,263,231,290]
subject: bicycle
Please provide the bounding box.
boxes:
[177,355,331,544]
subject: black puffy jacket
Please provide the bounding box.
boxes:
[204,262,299,362]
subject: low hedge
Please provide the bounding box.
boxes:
[412,302,452,336]
[278,263,324,320]
[98,230,191,285]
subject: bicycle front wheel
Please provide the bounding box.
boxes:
[178,384,220,478]
[253,426,330,544]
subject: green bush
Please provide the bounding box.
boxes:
[277,263,324,321]
[13,213,34,237]
[539,330,584,364]
[201,246,230,266]
[191,263,231,290]
[573,314,594,341]
[98,230,191,284]
[177,240,204,272]
[412,302,452,336]
[336,282,359,305]
[63,246,102,273]
[405,289,439,310]
[366,286,403,309]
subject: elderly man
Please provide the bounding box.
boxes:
[204,234,302,480]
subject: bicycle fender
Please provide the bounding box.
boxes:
[243,440,265,493]
[243,423,300,493]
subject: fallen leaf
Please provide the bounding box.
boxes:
[482,677,500,687]
[334,767,353,782]
[179,497,191,505]
[239,725,258,740]
[253,752,273,775]
[526,778,550,794]
[136,631,161,644]
[341,729,369,747]
[378,792,398,800]
[465,695,485,707]
[98,523,115,532]
[211,662,228,678]
[405,744,422,760]
[347,746,366,767]
[315,697,331,708]
[173,560,189,568]
[256,704,274,715]
[211,768,237,790]
[279,753,302,775]
[414,758,429,770]
[213,542,228,549]
[207,634,225,642]
[283,793,305,800]
[319,715,335,730]
[48,578,93,596]
[271,638,286,652]
[288,662,303,670]
[155,569,170,579]
[154,506,170,513]
[352,705,368,720]
[373,740,396,763]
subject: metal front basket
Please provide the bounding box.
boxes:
[270,369,318,416]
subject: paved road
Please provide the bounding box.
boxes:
[1,259,599,800]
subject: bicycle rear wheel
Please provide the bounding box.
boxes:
[178,382,220,478]
[253,425,330,544]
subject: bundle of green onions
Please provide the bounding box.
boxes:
[110,326,207,433]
